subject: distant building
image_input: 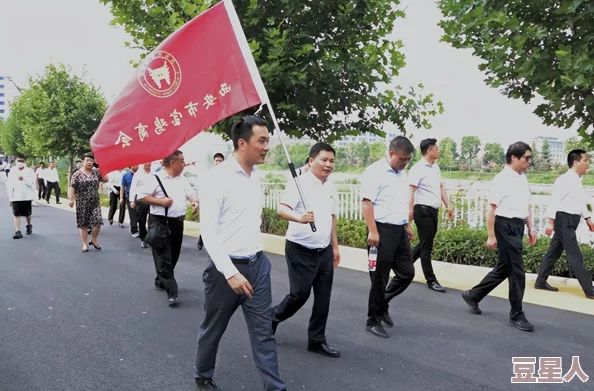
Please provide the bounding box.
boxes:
[529,136,565,164]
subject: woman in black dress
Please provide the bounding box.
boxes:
[68,153,109,252]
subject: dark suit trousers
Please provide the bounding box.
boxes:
[412,204,439,283]
[537,212,594,296]
[45,181,60,202]
[469,216,526,321]
[194,253,286,391]
[136,202,150,240]
[37,178,46,200]
[125,193,138,234]
[367,222,415,326]
[150,215,184,298]
[108,187,125,224]
[272,241,334,344]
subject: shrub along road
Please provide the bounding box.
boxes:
[0,187,592,391]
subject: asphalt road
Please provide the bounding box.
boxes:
[0,185,592,391]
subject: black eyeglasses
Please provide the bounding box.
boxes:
[522,155,533,162]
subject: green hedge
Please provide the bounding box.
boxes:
[256,207,594,280]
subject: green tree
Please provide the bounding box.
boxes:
[3,64,107,180]
[461,136,481,168]
[482,142,505,166]
[0,97,30,157]
[345,142,371,167]
[438,137,458,170]
[564,136,588,154]
[369,141,387,164]
[438,1,594,140]
[541,139,552,162]
[101,0,443,142]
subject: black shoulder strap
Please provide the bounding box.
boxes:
[154,174,169,218]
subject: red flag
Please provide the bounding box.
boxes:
[90,0,267,174]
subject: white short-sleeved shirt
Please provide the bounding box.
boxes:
[360,157,409,225]
[135,170,193,218]
[199,157,264,279]
[281,171,339,249]
[488,165,531,219]
[408,158,442,209]
[546,170,590,219]
[35,168,45,180]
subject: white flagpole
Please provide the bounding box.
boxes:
[224,0,317,232]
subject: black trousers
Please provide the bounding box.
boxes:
[537,212,594,296]
[45,181,60,202]
[150,215,184,298]
[125,193,138,234]
[412,204,439,283]
[272,241,334,344]
[37,178,46,200]
[469,216,526,321]
[136,202,150,240]
[367,222,415,326]
[108,187,125,224]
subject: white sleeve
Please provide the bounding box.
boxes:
[360,167,380,202]
[136,175,158,201]
[199,174,239,280]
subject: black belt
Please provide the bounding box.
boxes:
[289,241,329,254]
[496,216,526,224]
[230,251,263,265]
[150,214,185,221]
[415,204,439,211]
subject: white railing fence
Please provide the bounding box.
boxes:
[189,182,594,243]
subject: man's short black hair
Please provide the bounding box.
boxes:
[39,162,45,166]
[309,142,336,160]
[163,150,183,167]
[213,152,225,161]
[505,142,531,164]
[231,115,268,150]
[389,136,415,155]
[76,160,83,164]
[420,138,437,155]
[15,153,26,160]
[82,152,95,161]
[567,149,587,168]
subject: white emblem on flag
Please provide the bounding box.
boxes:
[115,131,133,148]
[138,50,182,99]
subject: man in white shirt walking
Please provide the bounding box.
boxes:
[35,162,47,201]
[106,169,125,227]
[44,161,61,204]
[535,149,594,299]
[137,151,199,306]
[360,136,416,339]
[462,142,537,331]
[130,162,153,248]
[408,138,453,293]
[193,116,286,391]
[7,154,36,239]
[272,142,341,358]
[197,153,225,250]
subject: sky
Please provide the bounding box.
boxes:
[0,0,579,162]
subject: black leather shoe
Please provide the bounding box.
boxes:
[168,296,179,307]
[586,294,594,300]
[307,342,341,358]
[534,281,559,292]
[366,324,389,338]
[461,291,481,315]
[26,224,33,235]
[380,312,394,327]
[428,281,446,292]
[13,231,23,239]
[195,378,221,390]
[508,318,534,332]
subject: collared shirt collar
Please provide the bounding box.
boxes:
[504,165,522,177]
[383,156,402,174]
[228,155,258,177]
[567,169,580,179]
[422,158,433,167]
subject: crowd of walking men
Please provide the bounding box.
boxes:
[5,115,593,391]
